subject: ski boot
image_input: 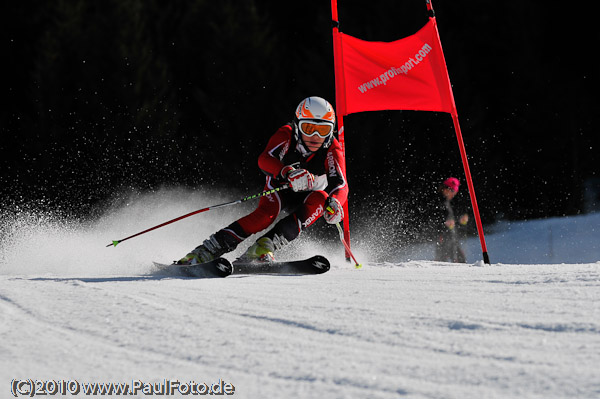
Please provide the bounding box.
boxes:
[177,247,214,266]
[177,232,236,265]
[239,237,275,263]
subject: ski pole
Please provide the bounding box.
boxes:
[106,185,289,247]
[326,206,362,269]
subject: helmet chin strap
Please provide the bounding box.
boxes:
[296,138,314,156]
[292,121,311,156]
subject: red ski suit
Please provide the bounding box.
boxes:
[230,123,348,243]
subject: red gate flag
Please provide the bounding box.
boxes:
[331,0,490,264]
[339,19,456,116]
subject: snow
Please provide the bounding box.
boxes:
[465,213,600,264]
[1,188,599,398]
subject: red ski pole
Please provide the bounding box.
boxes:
[326,206,362,269]
[106,185,289,247]
[333,222,362,269]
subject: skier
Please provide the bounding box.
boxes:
[434,177,469,263]
[178,96,348,265]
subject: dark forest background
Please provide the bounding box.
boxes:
[2,1,598,243]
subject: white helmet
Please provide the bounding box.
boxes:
[294,97,336,149]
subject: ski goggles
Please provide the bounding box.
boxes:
[299,121,333,138]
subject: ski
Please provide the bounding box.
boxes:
[153,257,233,278]
[154,255,330,278]
[231,255,330,276]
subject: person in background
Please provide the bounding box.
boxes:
[435,177,469,263]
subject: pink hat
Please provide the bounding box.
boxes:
[443,177,460,192]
